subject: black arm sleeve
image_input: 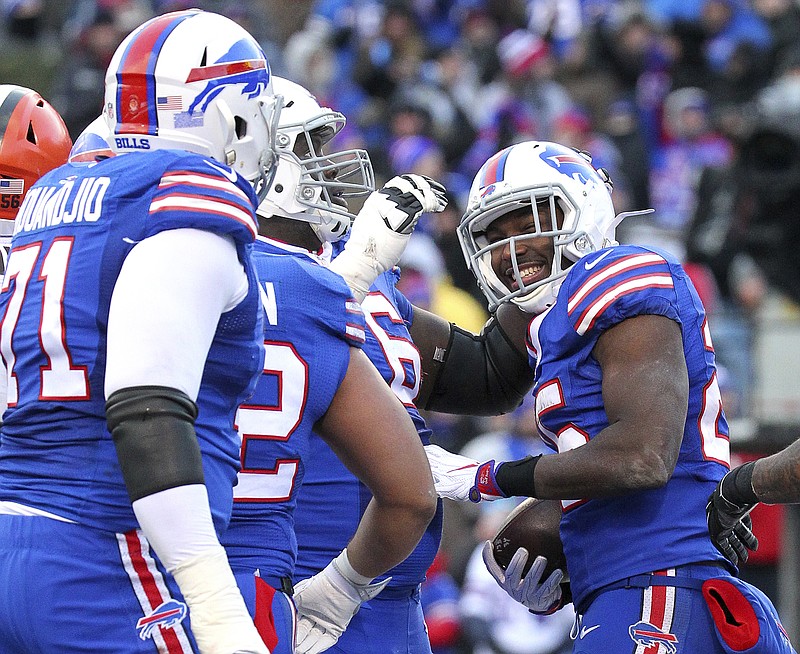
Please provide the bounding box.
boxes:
[106,385,203,503]
[421,316,534,416]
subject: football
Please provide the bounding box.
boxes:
[491,497,566,578]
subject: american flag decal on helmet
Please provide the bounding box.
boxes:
[0,178,24,194]
[157,96,183,111]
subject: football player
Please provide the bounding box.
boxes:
[0,84,72,418]
[707,437,800,566]
[421,141,796,653]
[219,77,443,654]
[292,218,448,654]
[0,84,72,273]
[0,10,281,653]
[295,196,561,654]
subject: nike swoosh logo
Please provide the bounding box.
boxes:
[579,625,600,638]
[122,237,141,245]
[205,160,239,184]
[584,250,612,270]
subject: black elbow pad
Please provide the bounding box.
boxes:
[106,385,203,503]
[424,317,534,416]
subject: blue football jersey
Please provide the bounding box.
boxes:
[221,238,366,582]
[0,150,264,534]
[528,244,732,609]
[294,267,444,590]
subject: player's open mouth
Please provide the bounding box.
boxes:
[506,261,546,290]
[330,192,347,209]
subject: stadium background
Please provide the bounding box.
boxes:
[2,0,799,650]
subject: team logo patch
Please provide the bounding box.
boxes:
[136,599,188,640]
[538,145,598,185]
[629,620,678,653]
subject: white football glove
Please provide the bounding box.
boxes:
[170,546,270,654]
[423,443,506,503]
[482,541,564,615]
[293,549,391,654]
[328,174,448,301]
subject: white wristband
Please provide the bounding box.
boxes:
[328,248,376,303]
[333,548,374,587]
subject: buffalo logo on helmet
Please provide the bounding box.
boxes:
[539,144,598,185]
[186,41,270,116]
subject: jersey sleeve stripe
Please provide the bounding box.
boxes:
[567,253,667,314]
[573,274,674,335]
[345,300,363,315]
[345,323,366,344]
[149,195,257,237]
[158,172,251,202]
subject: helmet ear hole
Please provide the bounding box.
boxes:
[26,122,36,144]
[234,116,247,139]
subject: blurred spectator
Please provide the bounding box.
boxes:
[550,105,631,212]
[421,550,463,654]
[389,133,442,179]
[751,0,800,77]
[426,189,486,305]
[634,86,733,260]
[409,0,461,51]
[454,5,503,86]
[498,29,572,140]
[283,20,339,100]
[49,5,131,138]
[397,232,488,332]
[392,47,480,167]
[3,0,43,40]
[388,134,471,207]
[588,4,667,96]
[353,2,427,100]
[460,28,568,177]
[699,0,771,75]
[603,97,651,210]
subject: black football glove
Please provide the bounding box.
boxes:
[706,462,760,566]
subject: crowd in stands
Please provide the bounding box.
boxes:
[3,1,799,651]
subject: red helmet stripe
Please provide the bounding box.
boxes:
[115,11,194,135]
[186,59,266,83]
[481,146,512,187]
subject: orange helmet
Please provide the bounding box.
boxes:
[0,84,72,223]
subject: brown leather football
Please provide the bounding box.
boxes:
[491,497,567,578]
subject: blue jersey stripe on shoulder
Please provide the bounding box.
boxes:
[150,168,257,238]
[572,273,674,335]
[567,252,668,314]
[567,252,675,335]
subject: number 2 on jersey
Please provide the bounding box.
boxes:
[234,341,307,502]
